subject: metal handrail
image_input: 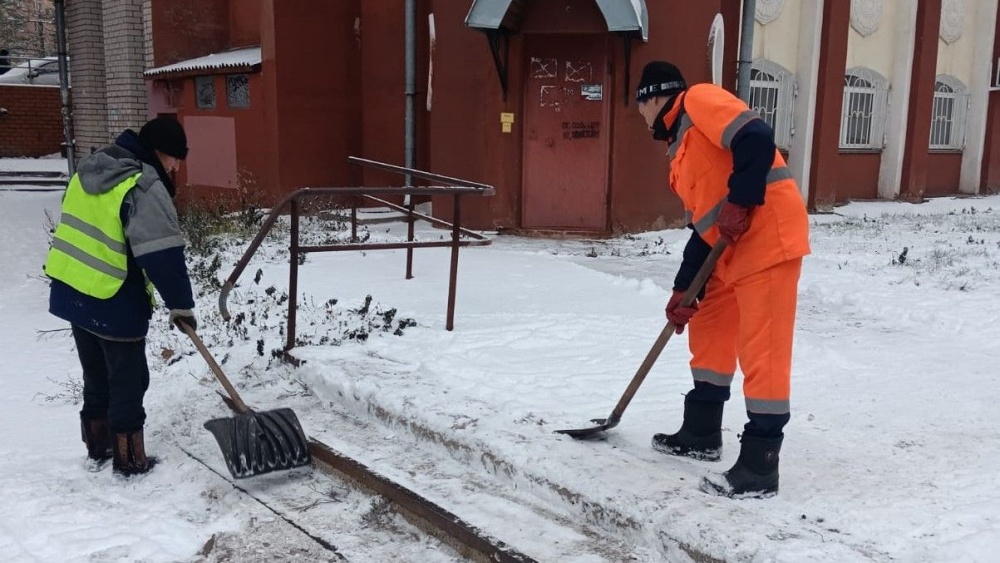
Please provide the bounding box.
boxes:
[218,159,494,356]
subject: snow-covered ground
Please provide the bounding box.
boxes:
[0,155,70,174]
[2,180,998,562]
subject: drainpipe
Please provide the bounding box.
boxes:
[404,0,417,278]
[54,0,75,177]
[736,0,756,102]
[405,0,416,187]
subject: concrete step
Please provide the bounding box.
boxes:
[0,175,68,186]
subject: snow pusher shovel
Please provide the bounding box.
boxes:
[555,240,728,439]
[178,322,311,478]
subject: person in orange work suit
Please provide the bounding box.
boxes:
[634,61,810,498]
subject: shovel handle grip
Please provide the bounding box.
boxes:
[179,322,251,414]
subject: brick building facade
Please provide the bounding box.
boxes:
[65,0,149,156]
[0,0,57,58]
[0,84,63,157]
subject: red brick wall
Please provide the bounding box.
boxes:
[0,85,65,157]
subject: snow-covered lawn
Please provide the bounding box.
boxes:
[2,184,998,562]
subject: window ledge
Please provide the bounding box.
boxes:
[837,148,883,154]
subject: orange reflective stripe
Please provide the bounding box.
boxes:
[693,197,726,236]
[688,259,802,415]
[683,84,761,150]
[767,166,794,183]
[721,110,760,148]
[665,84,810,281]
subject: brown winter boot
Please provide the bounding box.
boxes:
[112,430,157,476]
[80,416,112,462]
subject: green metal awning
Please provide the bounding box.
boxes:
[595,0,648,42]
[465,0,648,42]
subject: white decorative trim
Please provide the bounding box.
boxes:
[940,0,966,45]
[709,13,725,86]
[850,0,884,37]
[755,0,785,25]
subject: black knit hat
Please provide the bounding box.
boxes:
[635,61,687,102]
[139,117,188,160]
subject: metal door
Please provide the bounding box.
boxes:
[522,34,609,230]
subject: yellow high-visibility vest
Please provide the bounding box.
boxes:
[44,172,154,302]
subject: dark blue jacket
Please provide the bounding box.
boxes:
[49,131,195,339]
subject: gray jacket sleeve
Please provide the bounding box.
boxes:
[123,165,186,258]
[122,165,195,311]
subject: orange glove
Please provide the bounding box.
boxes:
[665,290,699,334]
[717,202,754,245]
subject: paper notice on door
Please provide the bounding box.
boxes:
[581,84,603,101]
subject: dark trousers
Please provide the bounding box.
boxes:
[72,325,150,433]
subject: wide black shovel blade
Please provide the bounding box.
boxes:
[554,242,728,442]
[203,407,311,479]
[554,416,619,439]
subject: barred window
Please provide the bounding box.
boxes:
[929,75,968,150]
[840,68,888,150]
[195,76,215,110]
[226,74,250,108]
[749,60,794,149]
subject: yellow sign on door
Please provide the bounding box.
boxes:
[501,112,515,134]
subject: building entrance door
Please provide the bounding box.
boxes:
[522,34,609,231]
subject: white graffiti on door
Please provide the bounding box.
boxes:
[565,60,593,83]
[540,85,577,112]
[530,57,558,79]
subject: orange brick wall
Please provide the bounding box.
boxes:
[0,85,65,157]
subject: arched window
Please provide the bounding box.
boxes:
[749,59,794,149]
[840,67,889,150]
[929,74,968,150]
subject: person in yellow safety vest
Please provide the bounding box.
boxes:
[635,61,811,498]
[44,117,197,476]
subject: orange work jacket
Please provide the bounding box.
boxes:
[663,83,810,282]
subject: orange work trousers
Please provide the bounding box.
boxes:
[687,257,802,415]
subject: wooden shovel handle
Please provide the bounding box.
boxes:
[179,322,251,414]
[605,239,728,425]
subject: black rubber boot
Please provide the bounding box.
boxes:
[80,416,112,462]
[112,430,157,477]
[651,398,724,461]
[701,435,782,498]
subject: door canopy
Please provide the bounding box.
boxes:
[465,0,648,42]
[465,0,648,103]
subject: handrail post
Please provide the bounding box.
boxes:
[446,194,462,331]
[286,197,301,352]
[405,197,416,280]
[351,203,358,242]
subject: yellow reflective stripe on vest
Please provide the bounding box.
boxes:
[44,172,141,299]
[49,238,128,281]
[58,212,128,254]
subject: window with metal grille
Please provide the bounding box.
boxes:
[840,68,888,150]
[929,75,967,150]
[748,60,794,149]
[195,76,215,110]
[226,74,250,108]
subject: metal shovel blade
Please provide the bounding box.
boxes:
[554,417,620,440]
[203,407,311,479]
